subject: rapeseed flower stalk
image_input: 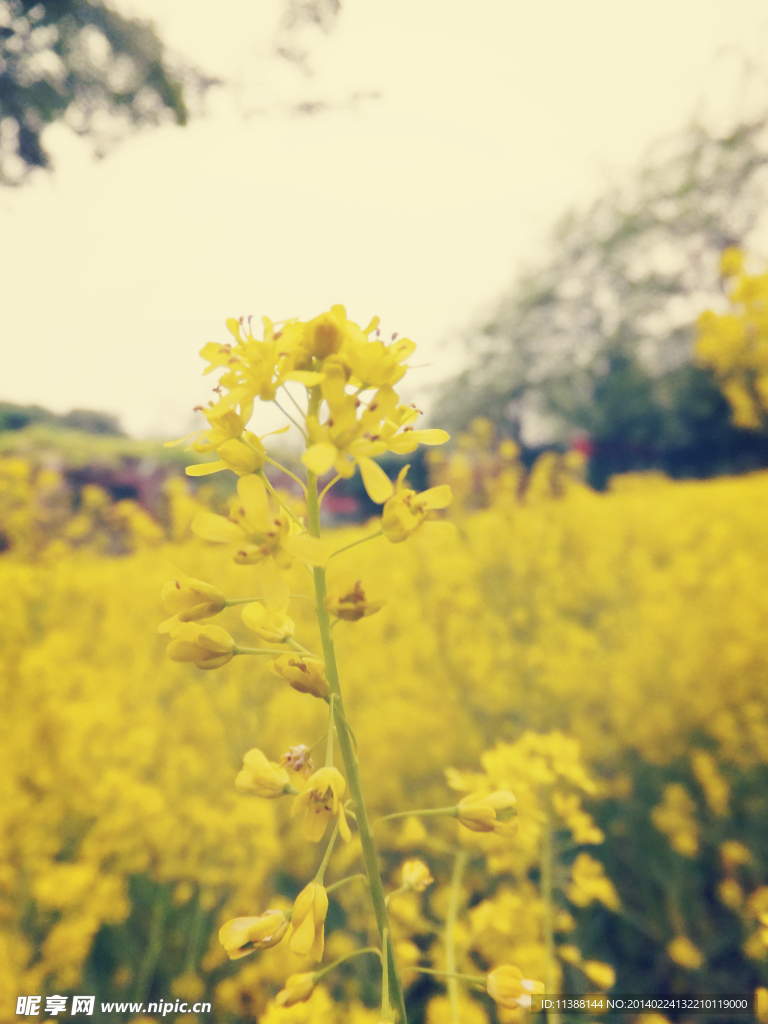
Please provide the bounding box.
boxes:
[159,306,455,1022]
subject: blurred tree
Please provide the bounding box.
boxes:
[0,399,124,434]
[0,0,342,185]
[433,114,768,488]
[0,0,201,184]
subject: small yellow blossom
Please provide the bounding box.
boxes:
[289,882,329,961]
[323,577,384,621]
[280,745,315,778]
[456,791,517,835]
[292,767,351,842]
[192,474,324,605]
[721,840,751,870]
[275,972,317,1007]
[582,961,615,990]
[166,622,235,670]
[568,853,620,910]
[218,910,289,959]
[242,601,295,643]
[486,966,544,1010]
[235,748,290,798]
[270,654,330,699]
[558,945,582,965]
[401,859,434,893]
[381,466,452,543]
[756,987,768,1024]
[158,566,226,632]
[667,935,703,970]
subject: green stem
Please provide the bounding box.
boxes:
[319,474,342,504]
[326,695,335,768]
[381,928,391,1021]
[313,946,381,983]
[329,529,384,561]
[385,884,408,907]
[446,850,468,1024]
[286,637,318,658]
[225,595,310,607]
[375,807,459,825]
[326,873,368,896]
[315,818,340,884]
[263,454,308,494]
[542,798,560,1024]
[306,451,408,1024]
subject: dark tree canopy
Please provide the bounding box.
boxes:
[0,0,205,183]
[433,114,768,487]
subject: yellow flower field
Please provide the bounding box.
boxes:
[3,435,768,1020]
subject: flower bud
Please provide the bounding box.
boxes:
[486,966,543,1010]
[218,910,289,959]
[401,859,434,893]
[289,882,328,961]
[167,622,235,670]
[306,309,345,359]
[242,601,295,642]
[236,748,290,798]
[456,790,517,835]
[159,567,226,632]
[270,654,330,699]
[275,973,316,1007]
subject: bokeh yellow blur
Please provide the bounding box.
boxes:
[3,415,768,1020]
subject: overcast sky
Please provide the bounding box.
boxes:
[2,0,768,438]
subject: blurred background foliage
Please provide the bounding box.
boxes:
[433,112,768,488]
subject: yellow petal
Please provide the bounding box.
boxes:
[303,808,330,843]
[237,473,270,527]
[290,910,316,956]
[421,484,453,510]
[287,534,330,566]
[302,443,338,476]
[259,558,291,608]
[192,512,242,543]
[164,430,202,448]
[357,456,394,504]
[186,461,227,476]
[338,807,351,842]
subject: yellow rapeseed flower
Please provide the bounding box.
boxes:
[668,935,703,970]
[381,466,452,543]
[401,859,434,893]
[235,749,290,798]
[192,474,325,605]
[270,654,330,699]
[486,966,544,1010]
[289,882,329,960]
[166,622,235,670]
[292,766,351,842]
[158,566,226,633]
[456,791,517,835]
[323,576,384,621]
[218,910,289,959]
[275,972,317,1007]
[241,601,295,643]
[582,961,615,990]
